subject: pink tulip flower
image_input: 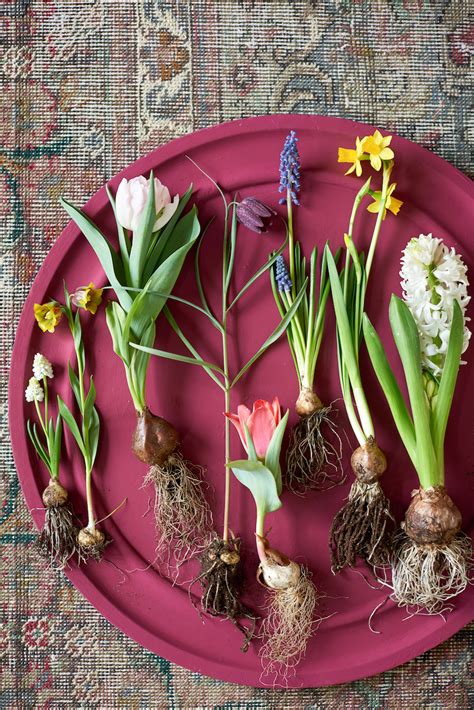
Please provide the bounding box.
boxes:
[115,175,179,232]
[225,398,281,459]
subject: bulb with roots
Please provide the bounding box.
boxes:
[132,407,213,566]
[391,486,472,613]
[192,536,256,652]
[285,387,343,494]
[256,537,318,680]
[35,479,79,569]
[329,437,394,572]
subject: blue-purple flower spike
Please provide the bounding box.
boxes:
[275,255,292,292]
[279,130,301,206]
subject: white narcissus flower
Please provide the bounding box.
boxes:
[33,353,54,380]
[25,377,44,403]
[115,175,179,233]
[400,233,471,376]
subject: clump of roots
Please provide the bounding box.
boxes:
[144,451,213,566]
[391,487,472,613]
[257,545,318,682]
[34,480,79,569]
[285,403,344,494]
[193,536,256,651]
[77,527,110,562]
[330,479,393,572]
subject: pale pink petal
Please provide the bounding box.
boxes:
[247,405,276,458]
[115,178,133,230]
[225,412,248,453]
[154,193,179,230]
[271,397,281,425]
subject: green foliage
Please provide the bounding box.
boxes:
[228,460,282,518]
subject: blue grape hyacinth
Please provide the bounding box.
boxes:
[279,130,301,206]
[275,255,292,293]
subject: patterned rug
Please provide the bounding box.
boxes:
[1,1,473,707]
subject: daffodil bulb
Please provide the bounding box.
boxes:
[115,175,179,233]
[25,377,44,403]
[400,233,471,376]
[32,353,53,380]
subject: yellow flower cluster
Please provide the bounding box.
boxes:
[338,129,402,218]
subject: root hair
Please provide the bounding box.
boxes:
[285,405,344,494]
[391,530,472,614]
[144,450,213,567]
[330,479,394,572]
[192,537,256,651]
[259,566,318,684]
[35,503,79,569]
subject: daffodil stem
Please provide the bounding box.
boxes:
[365,164,391,280]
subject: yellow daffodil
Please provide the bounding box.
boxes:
[71,283,103,314]
[338,136,366,177]
[367,182,403,219]
[34,302,63,333]
[362,130,394,171]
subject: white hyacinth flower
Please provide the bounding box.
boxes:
[33,353,54,380]
[25,377,44,403]
[400,233,471,376]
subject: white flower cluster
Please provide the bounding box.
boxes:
[33,353,54,380]
[400,233,471,376]
[25,377,44,402]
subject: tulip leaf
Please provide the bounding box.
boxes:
[60,198,131,311]
[131,343,225,375]
[129,170,157,288]
[142,185,194,282]
[105,301,129,366]
[228,459,282,517]
[129,320,155,406]
[243,423,258,462]
[264,410,289,495]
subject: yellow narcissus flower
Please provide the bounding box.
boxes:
[338,136,366,177]
[367,182,403,219]
[363,130,394,171]
[71,283,103,314]
[34,302,63,333]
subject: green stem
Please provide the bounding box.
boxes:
[365,164,391,280]
[287,189,296,299]
[222,205,231,544]
[256,508,267,564]
[85,466,96,531]
[34,399,47,437]
[42,376,49,430]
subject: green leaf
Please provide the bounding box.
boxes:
[129,320,155,405]
[68,363,81,408]
[83,376,96,425]
[123,207,200,344]
[431,300,464,466]
[57,396,87,460]
[264,410,288,495]
[89,407,100,470]
[363,313,417,466]
[73,310,85,373]
[106,184,131,281]
[50,415,62,478]
[228,459,282,517]
[243,423,258,462]
[227,232,288,311]
[26,420,50,472]
[60,198,131,310]
[224,201,238,294]
[389,296,437,488]
[105,301,129,366]
[129,170,156,287]
[131,343,225,375]
[142,185,194,283]
[194,220,216,319]
[231,278,308,387]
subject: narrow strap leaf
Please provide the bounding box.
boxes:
[231,277,307,387]
[363,313,417,466]
[57,396,87,460]
[131,343,226,376]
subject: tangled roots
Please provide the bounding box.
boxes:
[285,406,344,494]
[330,480,393,572]
[144,450,213,566]
[259,567,318,683]
[391,531,472,614]
[193,537,256,650]
[35,503,79,569]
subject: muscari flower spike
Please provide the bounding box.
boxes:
[279,130,301,206]
[274,255,292,293]
[25,377,44,403]
[236,197,275,234]
[33,353,54,380]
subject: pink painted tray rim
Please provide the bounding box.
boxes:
[9,114,474,688]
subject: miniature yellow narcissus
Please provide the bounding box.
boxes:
[368,182,403,218]
[362,129,394,171]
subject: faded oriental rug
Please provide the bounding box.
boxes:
[1,1,473,707]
